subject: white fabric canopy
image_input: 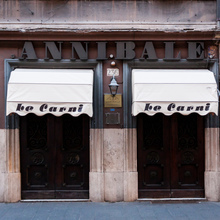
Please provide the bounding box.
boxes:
[132,69,218,116]
[7,69,94,117]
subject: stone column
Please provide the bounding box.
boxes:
[204,43,220,201]
[2,127,21,203]
[1,115,21,203]
[205,127,220,201]
[124,128,138,202]
[90,128,138,202]
[89,128,105,202]
[0,129,7,202]
[103,129,124,202]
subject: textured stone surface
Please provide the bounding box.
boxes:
[124,129,137,172]
[0,129,21,202]
[5,173,21,202]
[205,128,220,172]
[89,172,104,202]
[0,129,6,173]
[90,129,138,202]
[0,130,6,202]
[103,129,124,172]
[90,129,104,172]
[104,172,124,202]
[0,1,216,33]
[0,173,5,202]
[124,172,138,202]
[204,127,220,201]
[7,128,20,173]
[205,171,220,202]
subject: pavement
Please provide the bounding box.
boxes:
[0,201,220,220]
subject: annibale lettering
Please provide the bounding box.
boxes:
[20,41,205,61]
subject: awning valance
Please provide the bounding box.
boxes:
[132,69,218,116]
[7,69,93,117]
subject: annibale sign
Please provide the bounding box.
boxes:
[20,41,205,61]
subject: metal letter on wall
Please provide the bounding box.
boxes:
[96,42,108,60]
[20,42,38,60]
[71,42,88,61]
[116,42,135,60]
[164,42,181,61]
[140,42,157,61]
[187,42,204,60]
[44,42,63,60]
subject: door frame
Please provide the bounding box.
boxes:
[4,59,103,201]
[137,113,205,198]
[20,114,90,199]
[123,59,219,199]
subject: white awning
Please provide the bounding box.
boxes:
[7,69,94,117]
[132,69,218,116]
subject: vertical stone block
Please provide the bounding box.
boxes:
[0,129,6,173]
[103,129,124,172]
[0,173,5,202]
[7,129,20,173]
[90,129,104,172]
[124,128,137,172]
[104,172,124,202]
[205,128,220,172]
[0,129,7,202]
[205,171,220,201]
[4,173,21,202]
[89,172,104,202]
[204,127,220,201]
[124,172,138,202]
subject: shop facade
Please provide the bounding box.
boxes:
[0,0,220,202]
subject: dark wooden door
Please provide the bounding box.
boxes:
[20,114,89,199]
[137,113,204,198]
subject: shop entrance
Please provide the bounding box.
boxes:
[20,113,89,199]
[137,113,204,198]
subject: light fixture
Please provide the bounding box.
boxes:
[110,61,116,66]
[109,75,119,96]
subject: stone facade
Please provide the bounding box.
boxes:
[0,0,219,202]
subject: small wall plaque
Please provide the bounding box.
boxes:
[105,113,120,124]
[104,94,122,108]
[107,68,119,76]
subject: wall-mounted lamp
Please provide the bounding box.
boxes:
[110,61,116,67]
[109,75,119,96]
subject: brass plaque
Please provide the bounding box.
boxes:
[104,94,122,108]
